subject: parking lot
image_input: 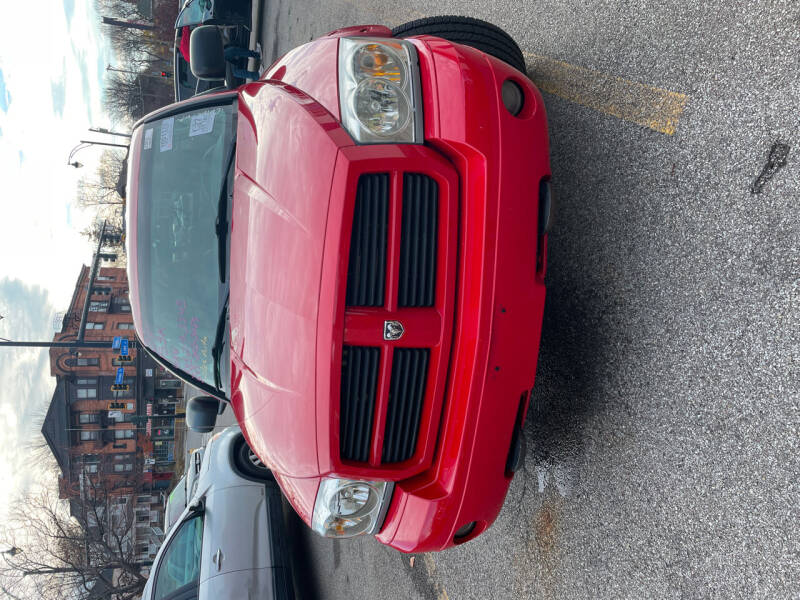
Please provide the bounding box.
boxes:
[245,1,800,599]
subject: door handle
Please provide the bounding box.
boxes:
[211,548,223,570]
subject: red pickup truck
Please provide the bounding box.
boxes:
[127,16,551,552]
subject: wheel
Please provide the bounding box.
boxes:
[233,436,274,481]
[391,16,526,73]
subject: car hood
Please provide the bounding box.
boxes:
[228,81,352,479]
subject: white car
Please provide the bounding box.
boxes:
[165,447,205,533]
[141,426,294,600]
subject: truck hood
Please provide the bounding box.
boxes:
[228,80,352,479]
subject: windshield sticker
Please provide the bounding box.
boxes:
[189,111,216,137]
[160,117,174,152]
[143,128,153,150]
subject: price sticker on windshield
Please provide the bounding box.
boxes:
[189,110,216,137]
[143,128,153,150]
[160,117,174,152]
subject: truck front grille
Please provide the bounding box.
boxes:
[339,169,451,471]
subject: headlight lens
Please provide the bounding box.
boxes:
[338,37,422,144]
[353,78,411,137]
[312,478,393,538]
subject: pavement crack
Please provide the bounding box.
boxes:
[751,141,790,194]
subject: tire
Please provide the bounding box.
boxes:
[391,16,526,73]
[233,436,274,481]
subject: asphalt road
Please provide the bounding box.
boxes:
[239,2,800,598]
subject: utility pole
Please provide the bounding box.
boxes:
[101,17,155,31]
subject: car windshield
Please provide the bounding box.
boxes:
[134,100,236,392]
[175,0,211,28]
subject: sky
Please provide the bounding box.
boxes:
[0,0,114,524]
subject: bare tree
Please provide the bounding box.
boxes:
[81,214,126,246]
[75,149,128,209]
[0,477,150,600]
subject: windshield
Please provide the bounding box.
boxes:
[135,100,235,392]
[175,0,211,28]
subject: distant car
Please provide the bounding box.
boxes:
[164,447,204,532]
[141,426,294,599]
[173,0,253,100]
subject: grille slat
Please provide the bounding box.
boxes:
[399,174,438,307]
[340,346,380,462]
[403,350,428,460]
[346,174,389,307]
[382,348,430,463]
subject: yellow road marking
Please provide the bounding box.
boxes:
[524,52,688,135]
[422,554,451,600]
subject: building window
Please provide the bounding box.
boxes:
[117,322,134,330]
[114,463,133,472]
[77,378,97,385]
[114,453,132,460]
[114,429,134,439]
[79,413,98,424]
[89,301,109,312]
[117,497,128,504]
[85,464,99,473]
[76,357,99,366]
[96,275,115,281]
[158,379,182,389]
[92,287,112,295]
[80,431,98,441]
[76,388,97,399]
[137,513,149,523]
[112,298,131,313]
[85,322,105,330]
[137,495,151,504]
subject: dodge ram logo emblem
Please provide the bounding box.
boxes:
[383,320,405,341]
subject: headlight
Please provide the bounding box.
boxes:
[338,37,422,144]
[311,478,394,538]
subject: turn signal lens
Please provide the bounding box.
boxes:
[352,43,407,85]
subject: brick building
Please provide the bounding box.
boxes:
[42,265,184,560]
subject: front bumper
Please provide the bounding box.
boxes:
[369,38,550,552]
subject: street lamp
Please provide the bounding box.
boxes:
[1,546,21,557]
[67,140,129,169]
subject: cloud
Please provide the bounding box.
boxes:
[79,61,93,121]
[0,69,10,112]
[0,278,60,518]
[0,0,109,304]
[51,79,66,117]
[63,0,75,22]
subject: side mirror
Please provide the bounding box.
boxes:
[190,26,226,81]
[188,497,204,515]
[186,396,220,433]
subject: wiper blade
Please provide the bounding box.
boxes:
[211,294,230,391]
[216,141,237,283]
